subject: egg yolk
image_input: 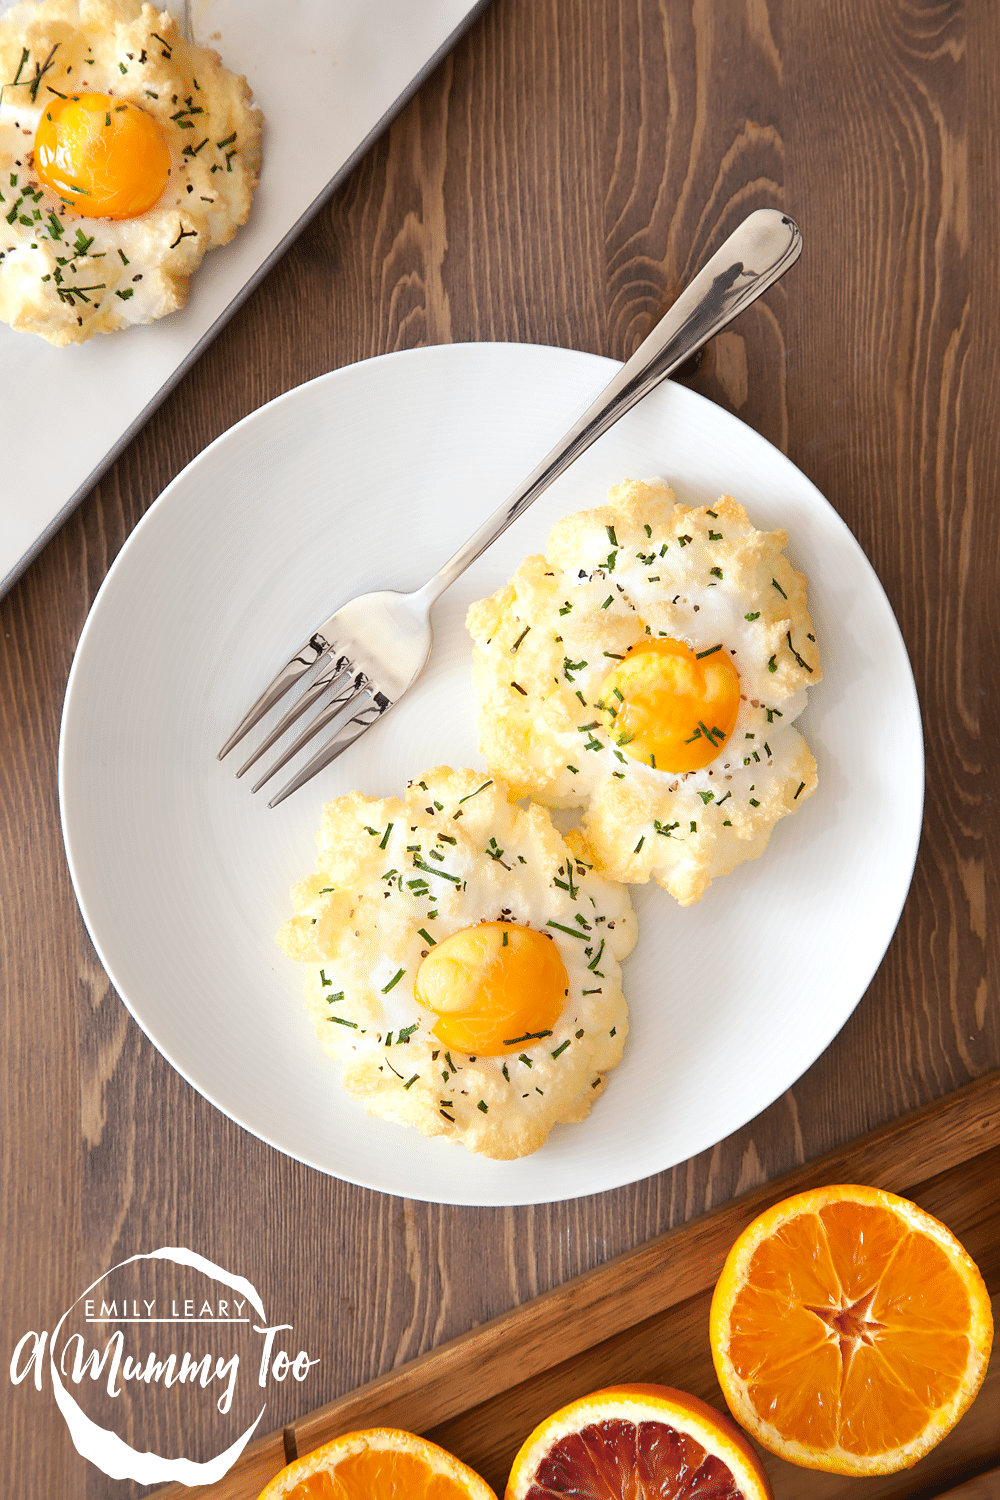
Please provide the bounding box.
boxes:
[414,922,568,1056]
[34,93,171,219]
[598,636,741,772]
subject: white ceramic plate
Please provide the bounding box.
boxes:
[59,343,924,1206]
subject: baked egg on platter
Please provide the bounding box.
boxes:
[0,0,261,344]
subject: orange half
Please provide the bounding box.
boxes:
[710,1184,994,1476]
[258,1428,498,1500]
[506,1384,773,1499]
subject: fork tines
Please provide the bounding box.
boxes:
[217,629,388,807]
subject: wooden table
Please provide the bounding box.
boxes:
[3,3,997,1496]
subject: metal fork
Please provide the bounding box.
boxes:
[219,208,802,807]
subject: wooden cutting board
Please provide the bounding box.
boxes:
[154,1069,1000,1500]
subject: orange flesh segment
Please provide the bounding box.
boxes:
[286,1452,476,1499]
[598,638,740,772]
[727,1201,977,1456]
[34,93,171,218]
[415,922,567,1056]
[522,1418,746,1499]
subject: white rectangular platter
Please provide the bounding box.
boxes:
[0,0,488,595]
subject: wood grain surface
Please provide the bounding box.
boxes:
[2,2,997,1497]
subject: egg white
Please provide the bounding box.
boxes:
[277,768,637,1161]
[0,0,261,344]
[467,478,822,906]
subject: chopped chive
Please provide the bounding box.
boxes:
[519,1054,533,1067]
[709,529,723,540]
[772,577,788,598]
[477,1099,488,1112]
[216,131,237,148]
[418,928,436,945]
[320,969,333,987]
[587,939,606,973]
[413,858,461,882]
[786,632,814,672]
[793,781,806,799]
[546,920,589,940]
[698,790,715,804]
[695,643,722,659]
[458,780,493,803]
[327,1015,358,1028]
[403,1074,419,1090]
[381,968,405,993]
[749,797,760,807]
[744,611,760,621]
[511,624,530,652]
[634,836,645,853]
[551,1039,571,1059]
[601,595,613,609]
[768,655,777,673]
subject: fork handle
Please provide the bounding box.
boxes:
[421,208,802,604]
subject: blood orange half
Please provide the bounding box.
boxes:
[505,1384,772,1499]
